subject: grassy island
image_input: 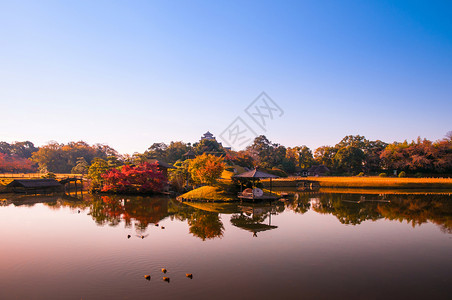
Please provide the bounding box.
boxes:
[177,186,236,202]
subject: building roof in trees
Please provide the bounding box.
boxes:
[183,150,196,157]
[308,165,330,174]
[147,159,176,169]
[7,179,62,188]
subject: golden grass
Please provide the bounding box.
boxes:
[318,188,452,195]
[221,170,235,180]
[263,176,452,189]
[178,186,235,202]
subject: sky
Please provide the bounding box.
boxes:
[1,0,451,154]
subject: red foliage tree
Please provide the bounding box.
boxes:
[101,162,165,193]
[0,153,35,173]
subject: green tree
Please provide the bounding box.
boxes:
[166,141,191,163]
[145,143,168,160]
[71,157,89,174]
[334,145,365,174]
[314,146,337,169]
[193,139,225,156]
[169,160,191,191]
[288,146,314,169]
[246,135,286,169]
[87,158,109,189]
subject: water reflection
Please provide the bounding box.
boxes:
[302,192,452,233]
[1,191,451,236]
[231,205,278,237]
[188,211,224,240]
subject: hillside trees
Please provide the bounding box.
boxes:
[32,141,118,173]
[0,153,35,172]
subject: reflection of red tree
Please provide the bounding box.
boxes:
[101,162,165,193]
[98,196,168,230]
[101,196,126,219]
[0,153,35,172]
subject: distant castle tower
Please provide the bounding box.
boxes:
[201,131,216,141]
[199,131,231,150]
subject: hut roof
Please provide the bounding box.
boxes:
[7,179,62,188]
[233,168,279,179]
[183,150,196,157]
[147,159,176,169]
[308,165,330,173]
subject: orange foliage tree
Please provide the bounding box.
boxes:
[188,154,225,185]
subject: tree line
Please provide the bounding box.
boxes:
[0,131,451,176]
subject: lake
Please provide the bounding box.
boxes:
[1,191,451,299]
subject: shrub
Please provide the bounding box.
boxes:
[42,172,56,179]
[268,168,288,178]
[379,173,387,177]
[398,171,407,178]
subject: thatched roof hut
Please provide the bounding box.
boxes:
[7,179,63,194]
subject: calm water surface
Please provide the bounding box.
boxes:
[0,191,451,299]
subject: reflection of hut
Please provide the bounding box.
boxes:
[233,168,279,201]
[231,205,277,237]
[7,179,63,194]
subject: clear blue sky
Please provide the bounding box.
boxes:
[1,0,451,154]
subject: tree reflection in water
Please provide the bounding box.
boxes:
[88,195,171,232]
[303,192,452,232]
[1,191,450,236]
[187,211,224,240]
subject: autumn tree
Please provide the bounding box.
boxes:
[380,136,452,174]
[188,154,225,185]
[32,141,117,173]
[102,162,165,193]
[225,149,254,169]
[0,153,35,173]
[287,146,314,169]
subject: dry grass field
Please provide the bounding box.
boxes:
[264,176,452,189]
[0,173,83,186]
